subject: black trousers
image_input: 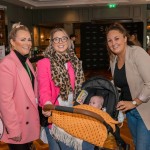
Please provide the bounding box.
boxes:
[8,142,33,150]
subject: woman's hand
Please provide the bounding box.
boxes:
[116,101,136,112]
[42,109,51,117]
[42,101,52,117]
[9,133,22,142]
[116,98,143,112]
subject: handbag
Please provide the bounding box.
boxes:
[38,106,49,127]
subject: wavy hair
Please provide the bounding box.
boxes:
[105,22,134,60]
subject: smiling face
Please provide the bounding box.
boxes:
[10,30,32,55]
[107,30,127,56]
[52,31,69,54]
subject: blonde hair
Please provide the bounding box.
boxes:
[44,28,71,56]
[8,22,30,48]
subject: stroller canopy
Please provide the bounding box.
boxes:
[75,76,119,119]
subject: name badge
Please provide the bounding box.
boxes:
[76,90,88,104]
[35,98,38,104]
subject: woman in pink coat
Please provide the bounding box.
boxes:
[37,28,87,150]
[0,23,40,150]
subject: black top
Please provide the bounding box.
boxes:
[114,63,132,101]
[14,50,34,89]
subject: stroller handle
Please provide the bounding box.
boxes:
[43,104,130,150]
[43,104,105,124]
[43,104,74,113]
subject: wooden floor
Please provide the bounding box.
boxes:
[0,69,135,150]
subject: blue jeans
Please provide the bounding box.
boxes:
[126,108,150,150]
[82,141,95,150]
[45,126,60,150]
[45,126,95,150]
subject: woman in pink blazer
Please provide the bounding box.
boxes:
[37,28,86,150]
[0,23,40,150]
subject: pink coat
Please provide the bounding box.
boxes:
[0,51,40,144]
[37,58,75,107]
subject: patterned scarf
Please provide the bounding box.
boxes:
[45,48,85,101]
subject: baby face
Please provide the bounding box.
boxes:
[89,96,104,109]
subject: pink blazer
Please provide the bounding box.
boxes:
[0,51,40,144]
[37,58,75,107]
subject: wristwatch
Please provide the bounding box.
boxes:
[132,100,138,107]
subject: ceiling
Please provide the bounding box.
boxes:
[2,0,150,9]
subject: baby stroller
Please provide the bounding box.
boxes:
[43,76,130,150]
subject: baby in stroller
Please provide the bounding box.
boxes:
[44,76,130,150]
[89,95,124,123]
[89,95,104,109]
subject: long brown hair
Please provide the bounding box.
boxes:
[105,22,133,60]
